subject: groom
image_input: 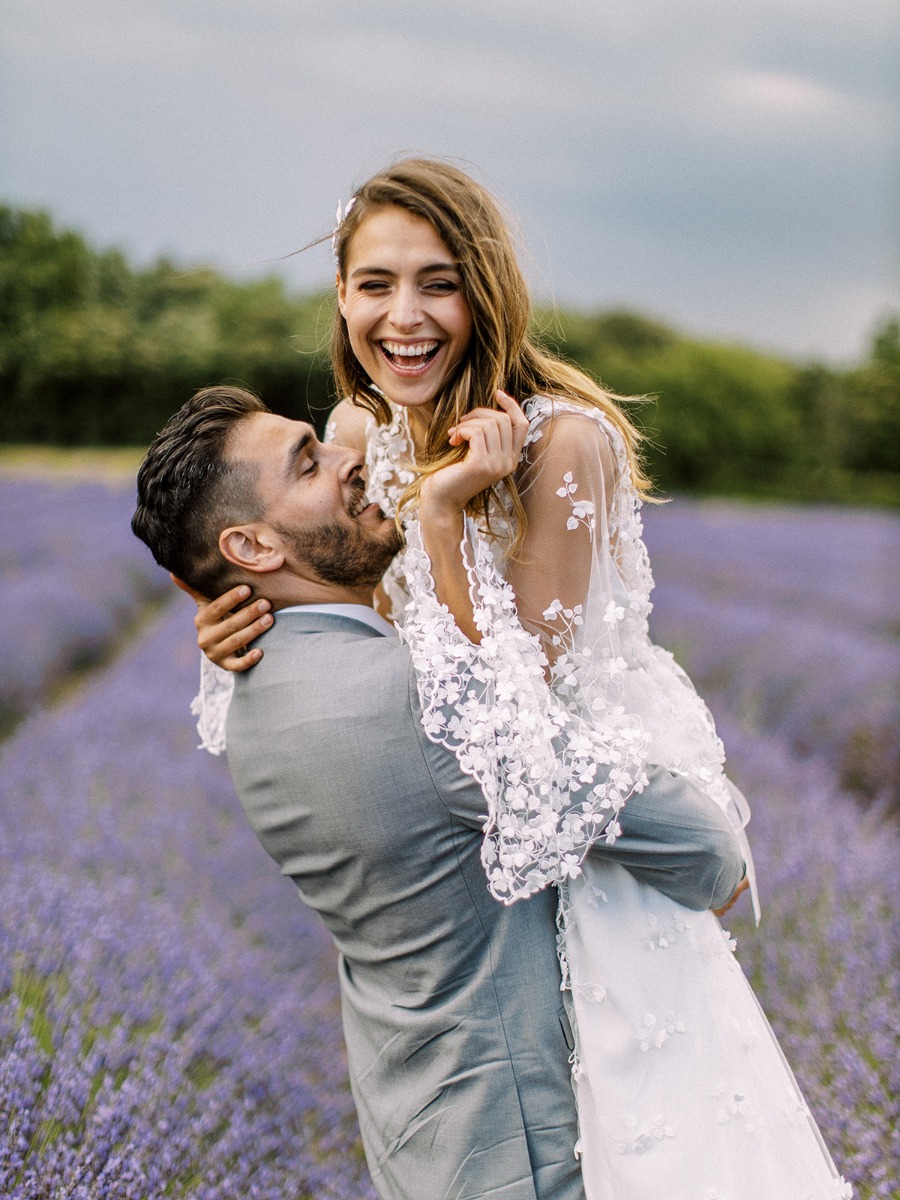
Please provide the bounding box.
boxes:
[132,386,745,1200]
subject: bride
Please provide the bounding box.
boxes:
[190,158,851,1198]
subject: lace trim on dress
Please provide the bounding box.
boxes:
[399,517,650,904]
[192,654,232,756]
[363,405,416,625]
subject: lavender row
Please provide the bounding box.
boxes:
[2,597,892,1193]
[721,715,898,1196]
[0,478,171,731]
[0,491,896,1194]
[0,596,376,1199]
[644,500,900,806]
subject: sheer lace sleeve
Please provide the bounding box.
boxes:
[402,394,759,914]
[399,516,650,905]
[509,403,627,679]
[192,654,233,756]
[514,397,760,920]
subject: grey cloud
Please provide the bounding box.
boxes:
[0,0,896,360]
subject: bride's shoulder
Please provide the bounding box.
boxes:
[522,394,624,473]
[325,398,371,452]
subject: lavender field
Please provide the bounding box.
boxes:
[0,478,897,1198]
[0,478,171,734]
[644,501,900,810]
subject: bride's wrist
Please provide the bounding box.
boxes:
[417,486,466,535]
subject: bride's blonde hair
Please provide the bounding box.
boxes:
[331,158,653,540]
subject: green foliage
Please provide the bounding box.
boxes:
[0,206,334,445]
[533,306,900,502]
[839,317,900,475]
[1,203,897,502]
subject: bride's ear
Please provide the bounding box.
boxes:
[219,524,285,575]
[336,273,347,318]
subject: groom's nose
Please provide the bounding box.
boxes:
[331,443,365,482]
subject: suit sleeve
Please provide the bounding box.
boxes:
[592,767,745,911]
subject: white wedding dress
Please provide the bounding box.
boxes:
[195,396,851,1198]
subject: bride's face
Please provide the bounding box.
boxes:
[337,205,473,421]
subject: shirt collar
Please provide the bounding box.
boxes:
[276,602,397,638]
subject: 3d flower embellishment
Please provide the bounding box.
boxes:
[559,852,584,879]
[575,983,607,1004]
[616,1113,676,1154]
[556,471,577,498]
[637,1010,687,1051]
[556,472,596,533]
[713,1089,764,1135]
[603,600,625,627]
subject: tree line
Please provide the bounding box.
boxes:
[1,204,897,502]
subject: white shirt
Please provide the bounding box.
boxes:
[277,602,397,638]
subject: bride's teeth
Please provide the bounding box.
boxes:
[382,341,438,357]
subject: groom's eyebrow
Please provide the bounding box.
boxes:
[284,429,314,479]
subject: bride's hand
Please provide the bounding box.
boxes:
[171,576,273,672]
[420,390,528,515]
[416,391,528,645]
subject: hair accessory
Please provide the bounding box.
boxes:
[332,196,357,265]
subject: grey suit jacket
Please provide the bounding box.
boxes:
[225,611,743,1200]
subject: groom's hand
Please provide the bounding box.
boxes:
[712,870,750,918]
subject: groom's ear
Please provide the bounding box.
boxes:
[219,524,285,575]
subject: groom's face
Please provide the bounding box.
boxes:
[227,412,402,587]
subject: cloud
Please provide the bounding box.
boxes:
[703,67,887,142]
[1,0,896,360]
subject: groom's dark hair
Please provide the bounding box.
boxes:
[132,386,269,596]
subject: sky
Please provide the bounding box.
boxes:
[1,0,897,364]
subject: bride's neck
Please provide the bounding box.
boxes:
[404,406,432,458]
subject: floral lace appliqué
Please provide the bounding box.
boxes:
[614,1113,677,1155]
[400,517,650,904]
[645,909,691,950]
[637,1011,687,1052]
[712,1088,765,1136]
[362,406,416,624]
[557,471,596,535]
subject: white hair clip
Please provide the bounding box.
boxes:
[332,195,357,266]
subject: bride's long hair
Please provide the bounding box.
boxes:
[331,157,653,542]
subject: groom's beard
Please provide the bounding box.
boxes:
[276,513,403,590]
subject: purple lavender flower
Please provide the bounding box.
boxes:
[0,478,170,731]
[0,483,896,1196]
[0,594,375,1198]
[644,499,900,807]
